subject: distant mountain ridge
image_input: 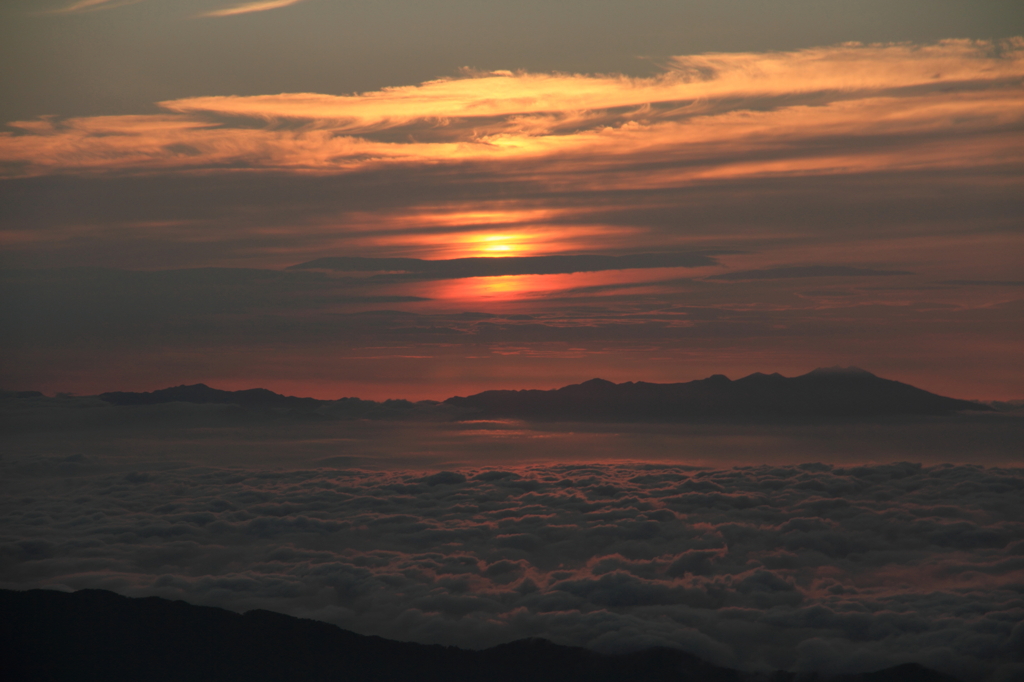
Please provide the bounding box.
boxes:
[444,367,990,421]
[0,588,957,682]
[96,384,428,421]
[99,384,325,410]
[89,368,989,422]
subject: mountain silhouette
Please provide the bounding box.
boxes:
[443,368,990,421]
[92,369,990,422]
[0,588,957,682]
[99,384,324,410]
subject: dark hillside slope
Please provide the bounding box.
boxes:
[0,589,955,682]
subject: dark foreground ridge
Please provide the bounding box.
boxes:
[0,588,956,682]
[444,367,990,421]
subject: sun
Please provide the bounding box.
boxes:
[465,232,530,257]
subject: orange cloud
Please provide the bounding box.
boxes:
[419,267,701,305]
[2,39,1022,188]
[47,0,144,13]
[201,0,308,18]
[159,40,1024,126]
[332,209,636,259]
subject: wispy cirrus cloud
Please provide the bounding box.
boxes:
[201,0,308,18]
[47,0,307,16]
[48,0,144,13]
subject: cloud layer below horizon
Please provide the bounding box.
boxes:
[2,444,1021,680]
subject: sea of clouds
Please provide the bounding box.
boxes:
[2,440,1022,681]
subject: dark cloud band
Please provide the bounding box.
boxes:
[289,253,724,278]
[707,266,913,281]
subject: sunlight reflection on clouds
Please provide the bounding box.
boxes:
[3,40,1021,181]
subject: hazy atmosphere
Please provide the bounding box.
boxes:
[2,0,1022,400]
[2,2,1022,681]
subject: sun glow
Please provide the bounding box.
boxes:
[381,227,541,258]
[417,267,698,304]
[466,233,528,256]
[347,215,638,260]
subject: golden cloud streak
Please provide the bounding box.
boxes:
[2,39,1022,188]
[201,0,308,18]
[160,40,1023,125]
[48,0,144,14]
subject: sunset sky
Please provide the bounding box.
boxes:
[3,6,1024,681]
[1,0,1022,400]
